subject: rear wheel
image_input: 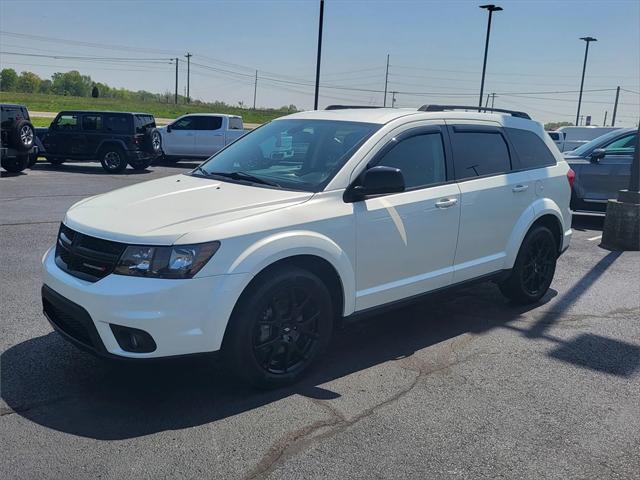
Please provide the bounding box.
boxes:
[1,154,29,173]
[99,146,128,173]
[224,266,334,389]
[499,225,557,304]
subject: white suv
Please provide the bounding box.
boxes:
[42,105,573,388]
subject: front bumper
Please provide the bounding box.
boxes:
[42,246,250,359]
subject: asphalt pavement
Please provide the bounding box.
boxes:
[1,161,639,479]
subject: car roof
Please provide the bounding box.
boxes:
[0,103,28,109]
[279,107,543,130]
[57,110,154,116]
[180,113,241,118]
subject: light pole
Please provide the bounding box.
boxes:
[478,4,502,111]
[313,0,325,110]
[576,36,597,126]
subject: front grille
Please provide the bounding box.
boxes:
[55,223,126,282]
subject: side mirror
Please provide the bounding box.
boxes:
[166,125,172,133]
[590,148,606,162]
[345,166,405,202]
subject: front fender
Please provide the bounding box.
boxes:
[504,198,567,268]
[227,230,355,315]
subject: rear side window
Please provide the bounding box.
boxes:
[134,115,156,133]
[450,130,511,180]
[197,116,222,131]
[82,115,103,131]
[374,133,447,189]
[229,117,243,130]
[104,114,131,133]
[507,128,557,169]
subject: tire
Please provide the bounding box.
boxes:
[147,128,162,155]
[499,225,558,305]
[11,120,35,152]
[129,157,153,171]
[99,146,128,173]
[1,154,29,173]
[223,266,334,389]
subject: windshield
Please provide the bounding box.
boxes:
[194,119,380,192]
[569,129,629,156]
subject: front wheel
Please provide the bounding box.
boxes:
[223,266,334,389]
[99,146,128,173]
[499,225,557,305]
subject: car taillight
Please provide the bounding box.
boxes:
[566,168,575,189]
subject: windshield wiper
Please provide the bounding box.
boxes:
[208,171,281,188]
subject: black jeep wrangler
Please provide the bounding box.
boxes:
[41,111,162,173]
[1,103,37,173]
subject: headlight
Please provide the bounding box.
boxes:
[114,241,220,279]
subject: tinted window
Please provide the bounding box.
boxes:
[199,119,379,192]
[197,116,222,131]
[229,117,243,130]
[604,133,636,154]
[134,115,156,133]
[55,114,79,131]
[507,128,557,169]
[171,116,198,130]
[104,114,131,133]
[374,133,446,189]
[82,115,103,131]
[451,130,511,179]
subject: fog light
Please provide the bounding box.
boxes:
[110,324,157,353]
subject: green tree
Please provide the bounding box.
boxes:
[39,79,52,94]
[16,71,41,93]
[91,84,100,98]
[0,68,18,91]
[51,70,93,96]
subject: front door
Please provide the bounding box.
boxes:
[580,132,636,204]
[46,113,80,157]
[354,126,461,311]
[165,116,197,156]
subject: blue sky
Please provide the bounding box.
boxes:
[1,0,639,126]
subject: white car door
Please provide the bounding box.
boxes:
[164,116,197,156]
[195,116,225,157]
[353,125,461,311]
[447,122,534,283]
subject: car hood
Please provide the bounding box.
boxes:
[64,174,313,244]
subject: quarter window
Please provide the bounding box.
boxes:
[451,131,511,180]
[374,133,446,189]
[229,117,243,130]
[507,128,557,169]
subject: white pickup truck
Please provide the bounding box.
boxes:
[548,126,620,152]
[159,113,245,161]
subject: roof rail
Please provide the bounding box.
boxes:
[325,105,383,110]
[418,104,531,120]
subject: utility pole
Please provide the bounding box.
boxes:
[313,0,325,110]
[383,54,390,107]
[174,57,179,105]
[603,110,608,127]
[576,36,597,125]
[478,4,503,111]
[185,53,192,103]
[485,93,490,110]
[253,70,258,110]
[391,91,398,108]
[612,86,620,126]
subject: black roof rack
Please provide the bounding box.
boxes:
[418,104,531,120]
[325,105,383,110]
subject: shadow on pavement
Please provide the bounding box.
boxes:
[2,282,553,440]
[30,163,152,176]
[572,214,604,232]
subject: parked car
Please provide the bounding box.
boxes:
[0,103,37,173]
[159,113,245,161]
[39,111,162,173]
[564,127,637,212]
[42,105,572,388]
[551,126,621,152]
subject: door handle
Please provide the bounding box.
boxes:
[435,198,458,208]
[512,184,529,193]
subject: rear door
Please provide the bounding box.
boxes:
[165,116,197,156]
[580,132,636,203]
[448,122,533,283]
[194,115,225,156]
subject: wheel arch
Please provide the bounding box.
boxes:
[97,139,127,155]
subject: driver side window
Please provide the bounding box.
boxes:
[604,133,637,155]
[374,133,446,189]
[171,117,197,131]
